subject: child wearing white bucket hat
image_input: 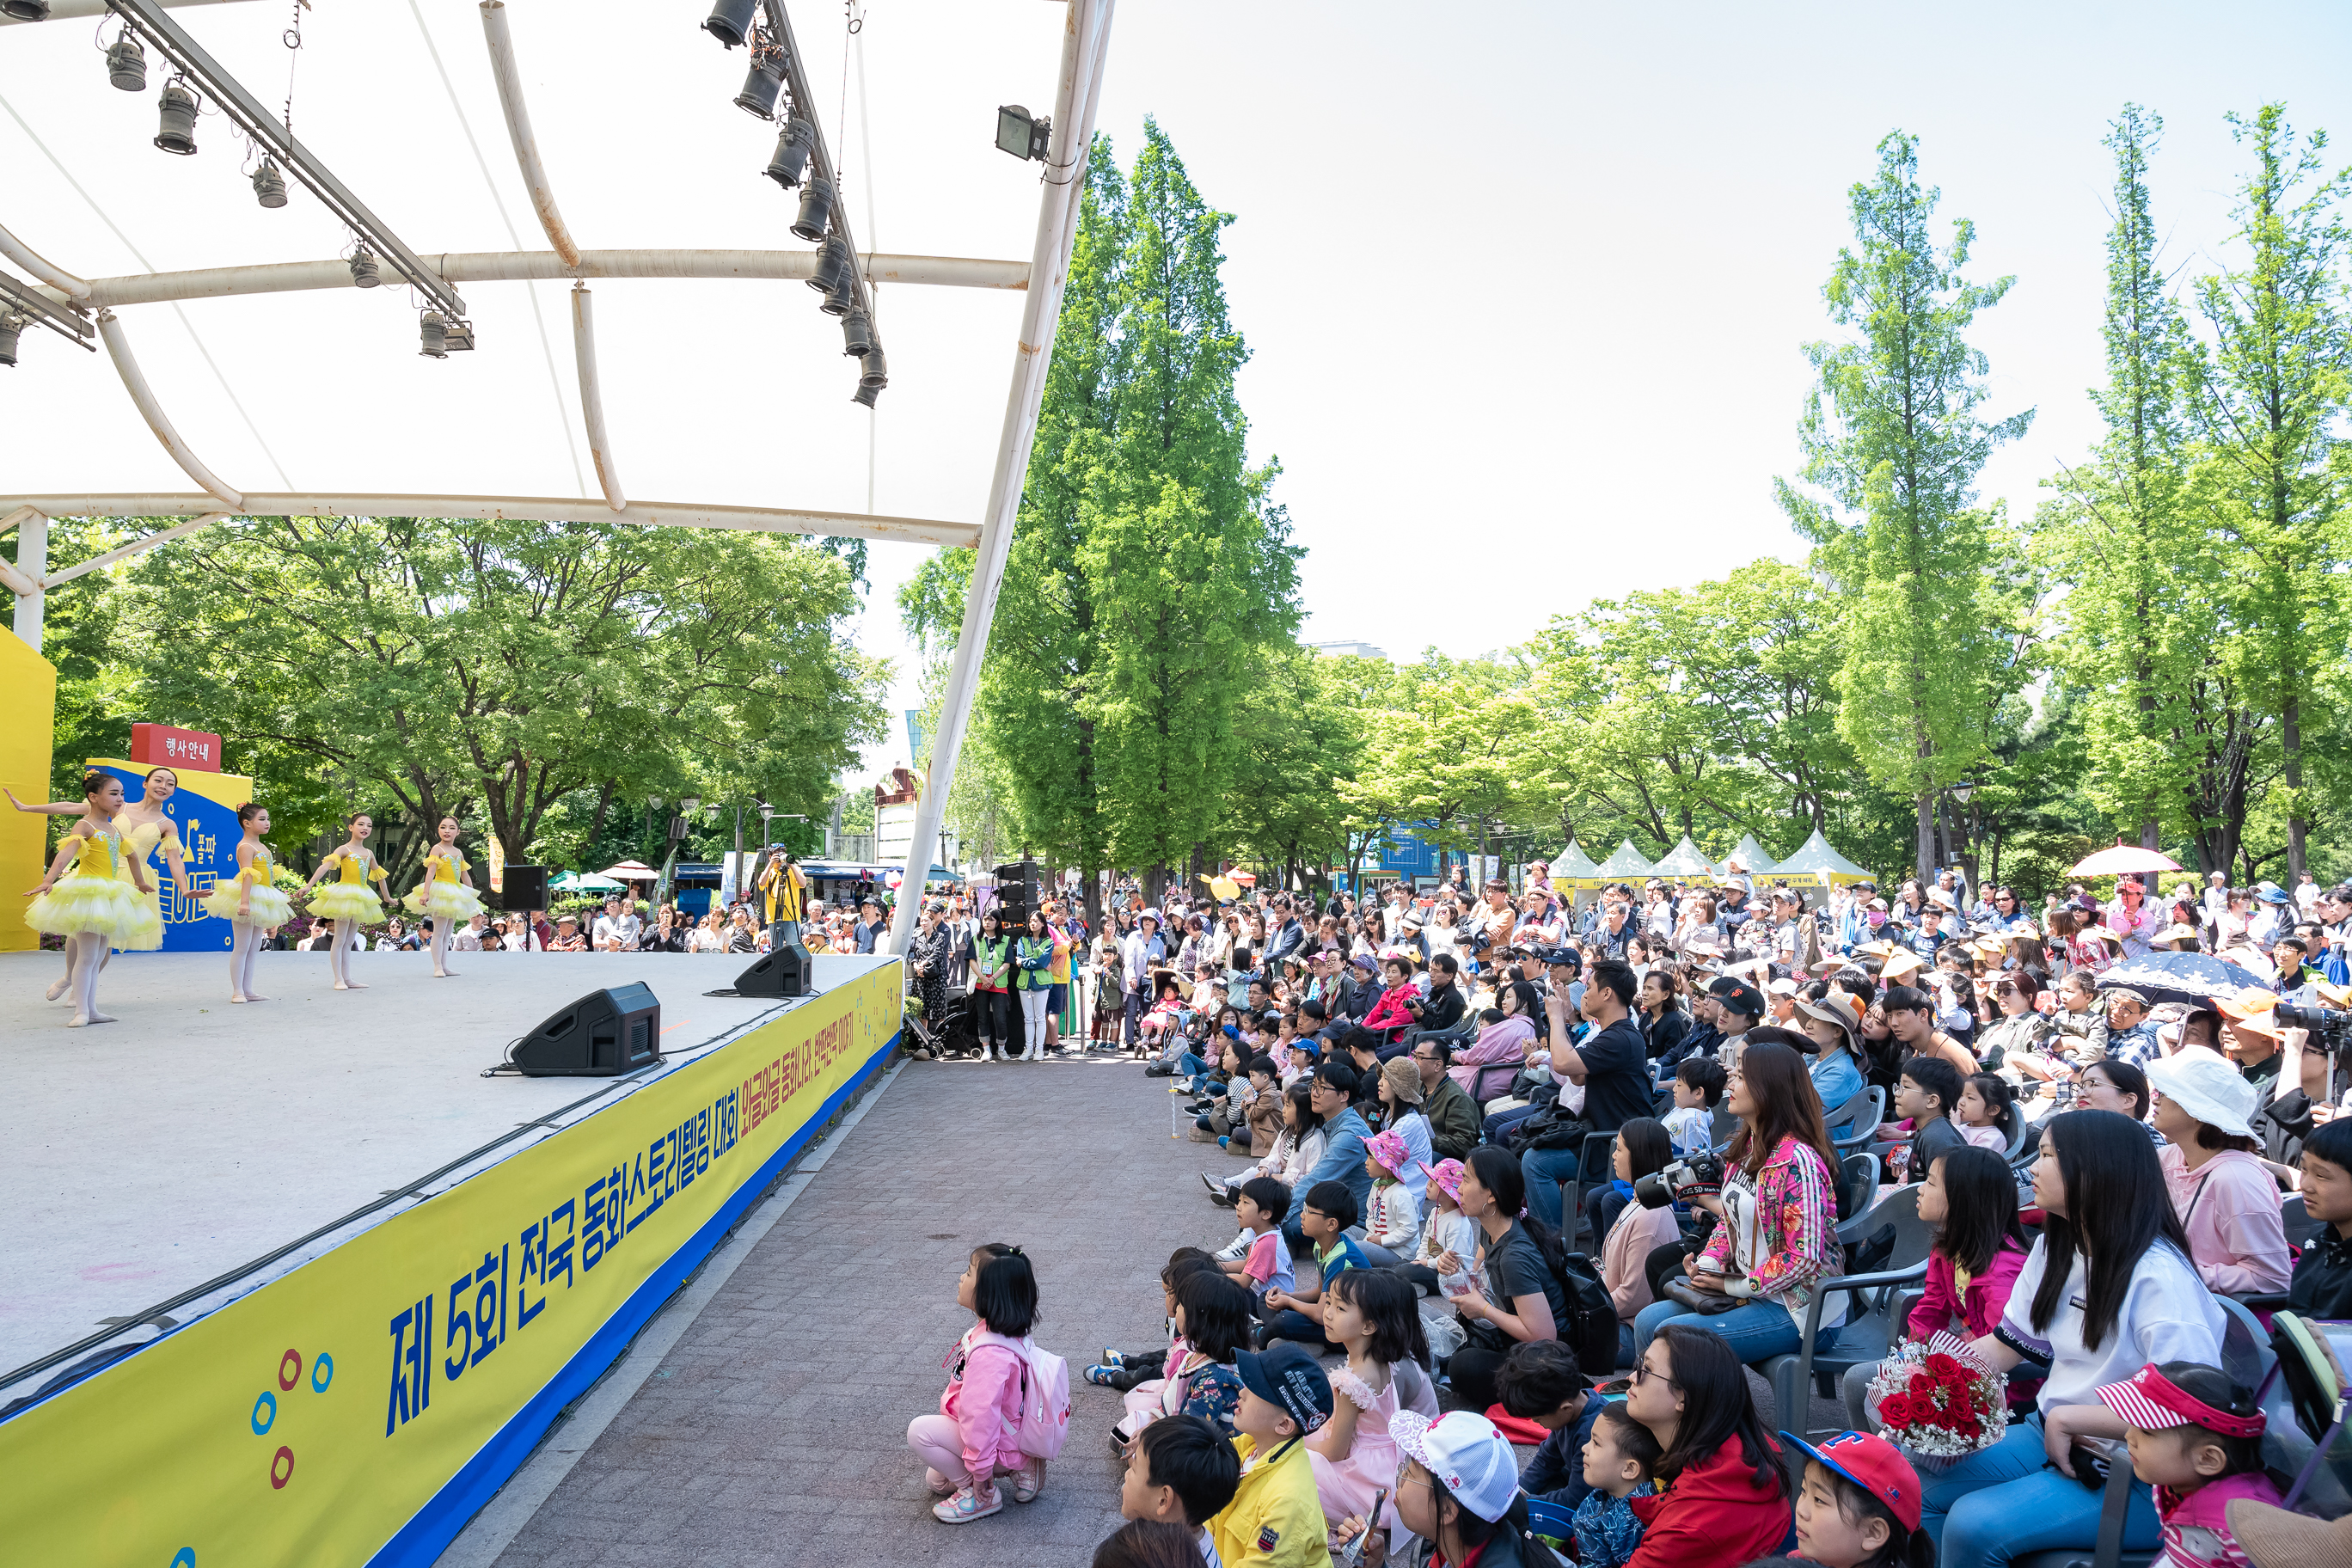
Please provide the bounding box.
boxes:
[1330,1408,1566,1567]
[2146,1047,2294,1295]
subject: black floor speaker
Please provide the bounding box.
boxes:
[507,983,661,1075]
[495,865,550,913]
[732,934,811,998]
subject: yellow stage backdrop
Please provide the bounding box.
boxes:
[0,626,57,954]
[0,959,903,1568]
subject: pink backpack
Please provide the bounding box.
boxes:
[971,1331,1070,1460]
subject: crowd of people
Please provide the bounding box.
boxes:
[897,861,2352,1568]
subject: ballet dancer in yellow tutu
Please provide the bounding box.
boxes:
[23,771,153,1027]
[10,764,191,1000]
[199,803,294,1003]
[299,812,393,991]
[403,815,486,978]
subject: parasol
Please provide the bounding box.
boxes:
[597,861,660,882]
[2069,841,2184,877]
[2095,949,2268,1007]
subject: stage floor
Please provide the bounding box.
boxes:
[0,948,890,1387]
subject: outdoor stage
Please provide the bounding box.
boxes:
[0,948,903,1568]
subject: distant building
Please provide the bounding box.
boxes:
[1309,640,1389,660]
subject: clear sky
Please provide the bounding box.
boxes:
[4,2,2350,794]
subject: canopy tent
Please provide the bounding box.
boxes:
[1724,834,1781,875]
[1542,840,1605,889]
[1590,841,1657,884]
[1648,836,1716,879]
[1773,830,1874,888]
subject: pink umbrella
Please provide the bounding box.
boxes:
[2067,841,2183,877]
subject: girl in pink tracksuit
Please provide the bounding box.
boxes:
[909,1243,1044,1524]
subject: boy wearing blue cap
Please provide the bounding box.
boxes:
[1206,1343,1336,1567]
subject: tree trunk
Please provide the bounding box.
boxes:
[1914,790,1935,885]
[2285,686,2307,882]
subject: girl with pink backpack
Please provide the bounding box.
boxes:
[909,1243,1070,1524]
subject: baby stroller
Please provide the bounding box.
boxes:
[905,986,983,1059]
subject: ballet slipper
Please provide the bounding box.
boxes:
[86,1010,117,1024]
[46,976,70,1001]
[231,995,249,1004]
[67,1014,90,1028]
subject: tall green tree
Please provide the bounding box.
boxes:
[2182,103,2352,882]
[1778,130,2035,880]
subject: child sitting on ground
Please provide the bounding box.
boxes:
[1661,1057,1726,1159]
[1570,1403,1661,1568]
[1400,1157,1478,1298]
[906,1242,1045,1525]
[1205,1344,1336,1568]
[1495,1339,1602,1511]
[1785,1429,1935,1568]
[1118,1413,1240,1568]
[2096,1361,2282,1568]
[1260,1180,1367,1351]
[1236,1054,1286,1155]
[1210,1081,1322,1210]
[1363,1128,1423,1254]
[1085,1248,1217,1391]
[1953,1073,2018,1153]
[1118,1270,1253,1445]
[1216,1176,1295,1312]
[1308,1268,1427,1543]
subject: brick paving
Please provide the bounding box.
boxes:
[481,1050,1843,1568]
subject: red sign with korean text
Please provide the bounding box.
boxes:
[130,722,225,770]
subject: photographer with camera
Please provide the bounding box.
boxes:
[1517,960,1656,1231]
[1628,1041,1846,1366]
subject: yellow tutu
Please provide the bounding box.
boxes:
[28,874,144,939]
[201,879,294,927]
[308,882,385,922]
[117,885,165,951]
[406,881,486,920]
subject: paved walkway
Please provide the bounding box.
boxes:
[468,1052,1841,1567]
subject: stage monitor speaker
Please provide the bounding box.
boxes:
[732,934,811,998]
[507,983,661,1076]
[495,865,550,913]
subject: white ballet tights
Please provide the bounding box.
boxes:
[229,921,266,1002]
[429,922,455,977]
[330,919,365,989]
[66,931,113,1026]
[49,938,111,1002]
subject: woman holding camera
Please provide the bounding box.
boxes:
[1629,1040,1844,1365]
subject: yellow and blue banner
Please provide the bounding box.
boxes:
[0,960,903,1567]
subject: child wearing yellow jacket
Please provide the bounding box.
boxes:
[1208,1344,1337,1567]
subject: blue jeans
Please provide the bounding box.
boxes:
[1615,1320,1636,1368]
[1926,1416,2161,1568]
[1260,1308,1340,1351]
[1520,1144,1602,1230]
[1176,1050,1211,1080]
[1630,1298,1840,1364]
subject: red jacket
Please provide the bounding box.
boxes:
[1625,1435,1792,1568]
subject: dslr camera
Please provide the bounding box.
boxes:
[1635,1148,1724,1210]
[2278,1000,2352,1047]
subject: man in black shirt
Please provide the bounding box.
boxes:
[1518,959,1653,1230]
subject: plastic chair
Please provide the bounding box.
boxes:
[1711,1101,1740,1147]
[1828,1086,1885,1154]
[1559,1128,1620,1248]
[1836,1152,1877,1225]
[1759,1185,1934,1442]
[2002,1108,2031,1161]
[2011,1438,2149,1568]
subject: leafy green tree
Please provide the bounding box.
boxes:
[1778,131,2035,880]
[2182,103,2352,882]
[119,514,883,873]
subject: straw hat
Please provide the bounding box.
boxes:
[2156,922,2203,947]
[1880,947,1924,985]
[2228,1498,2352,1568]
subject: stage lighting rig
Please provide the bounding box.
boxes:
[101,0,469,330]
[0,269,97,364]
[419,311,475,358]
[251,159,287,208]
[1,0,50,20]
[347,246,380,288]
[152,77,197,155]
[703,0,757,49]
[763,116,813,187]
[105,33,146,91]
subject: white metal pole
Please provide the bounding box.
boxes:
[95,311,245,510]
[41,512,230,587]
[888,0,1114,955]
[571,286,626,511]
[0,221,89,300]
[11,508,46,652]
[477,1,581,268]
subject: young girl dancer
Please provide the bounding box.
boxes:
[301,812,392,990]
[403,816,486,978]
[23,772,152,1027]
[908,1242,1047,1524]
[199,803,292,1002]
[11,766,188,998]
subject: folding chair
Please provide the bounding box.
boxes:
[1828,1086,1885,1155]
[1758,1185,1934,1448]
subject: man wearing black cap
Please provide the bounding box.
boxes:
[1707,976,1763,1065]
[852,895,888,954]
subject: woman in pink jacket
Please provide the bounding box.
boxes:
[1446,980,1540,1101]
[2148,1050,2293,1294]
[908,1244,1044,1524]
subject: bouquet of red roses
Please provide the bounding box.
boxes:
[1862,1332,2008,1473]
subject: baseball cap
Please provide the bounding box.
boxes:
[2096,1363,2265,1438]
[1779,1430,1924,1533]
[1234,1344,1332,1436]
[1708,977,1765,1019]
[1393,1410,1521,1524]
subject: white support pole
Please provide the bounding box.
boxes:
[478,1,581,269]
[35,250,1029,310]
[42,513,230,588]
[571,286,625,512]
[0,222,90,301]
[10,509,46,653]
[95,311,245,510]
[0,0,254,22]
[888,0,1114,954]
[8,493,978,549]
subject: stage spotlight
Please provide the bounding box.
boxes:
[734,54,783,119]
[0,313,23,368]
[851,382,879,408]
[1,0,51,21]
[420,312,448,358]
[251,161,287,208]
[790,175,834,242]
[841,308,873,358]
[763,117,812,188]
[995,104,1050,162]
[106,35,147,92]
[703,0,757,49]
[859,346,887,390]
[349,246,381,288]
[808,231,848,294]
[822,256,856,316]
[154,79,199,156]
